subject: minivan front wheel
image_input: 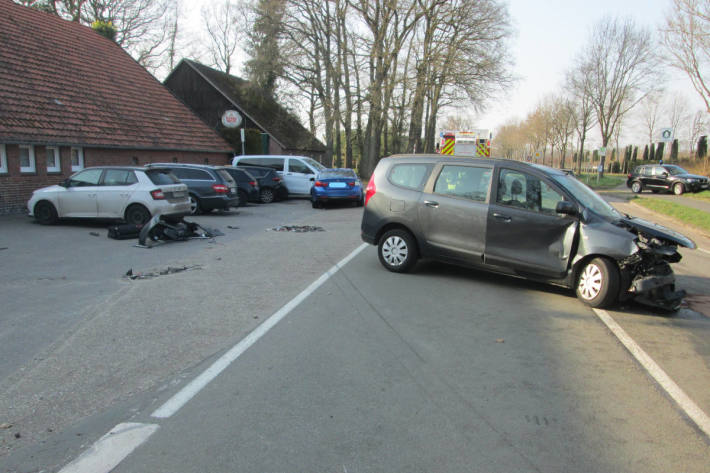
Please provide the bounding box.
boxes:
[378,229,418,273]
[576,257,619,309]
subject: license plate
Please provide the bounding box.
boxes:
[329,182,347,188]
[173,191,185,197]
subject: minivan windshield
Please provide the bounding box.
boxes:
[303,157,327,171]
[551,173,622,220]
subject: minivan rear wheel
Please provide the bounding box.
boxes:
[378,229,418,273]
[576,257,619,309]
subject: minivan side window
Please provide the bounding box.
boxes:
[388,164,430,190]
[289,160,312,174]
[240,158,284,171]
[433,165,491,202]
[496,169,563,214]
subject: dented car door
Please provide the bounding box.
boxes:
[485,167,577,279]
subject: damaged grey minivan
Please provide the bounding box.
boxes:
[360,155,696,310]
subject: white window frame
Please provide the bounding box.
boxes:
[46,146,61,173]
[19,145,36,173]
[0,144,7,174]
[71,147,84,171]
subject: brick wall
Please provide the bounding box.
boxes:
[0,144,232,214]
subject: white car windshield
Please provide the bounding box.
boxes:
[303,157,327,171]
[551,174,622,220]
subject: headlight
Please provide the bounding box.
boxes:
[685,178,697,183]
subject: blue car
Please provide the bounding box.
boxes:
[311,168,364,208]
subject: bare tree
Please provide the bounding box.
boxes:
[575,16,659,175]
[551,96,576,169]
[666,93,689,141]
[567,62,597,175]
[202,0,246,75]
[662,0,710,113]
[688,110,708,156]
[639,93,662,147]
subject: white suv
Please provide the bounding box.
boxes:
[28,166,190,225]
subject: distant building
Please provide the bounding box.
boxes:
[164,59,328,163]
[0,0,232,214]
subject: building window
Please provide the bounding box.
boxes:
[204,158,209,164]
[46,146,61,173]
[71,147,84,171]
[132,156,139,165]
[19,145,36,173]
[0,144,7,174]
[172,157,178,163]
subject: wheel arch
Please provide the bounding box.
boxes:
[33,199,57,215]
[375,222,421,256]
[124,202,151,221]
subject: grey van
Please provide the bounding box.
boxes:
[361,155,695,310]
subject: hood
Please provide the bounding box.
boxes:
[620,216,696,249]
[678,173,707,180]
[33,185,65,194]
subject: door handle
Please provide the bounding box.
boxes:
[424,200,439,208]
[493,212,511,222]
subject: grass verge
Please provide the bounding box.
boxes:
[683,190,710,202]
[578,173,627,190]
[634,197,710,234]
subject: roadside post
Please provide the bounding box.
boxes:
[598,147,606,182]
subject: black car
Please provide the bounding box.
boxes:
[627,164,709,195]
[222,167,260,206]
[145,163,239,214]
[361,155,696,310]
[236,165,288,203]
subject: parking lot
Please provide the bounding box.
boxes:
[2,191,710,472]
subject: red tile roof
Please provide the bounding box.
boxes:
[0,0,232,153]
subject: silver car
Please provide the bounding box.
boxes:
[28,166,190,225]
[361,155,695,310]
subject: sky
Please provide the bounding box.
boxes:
[182,0,702,147]
[474,0,701,144]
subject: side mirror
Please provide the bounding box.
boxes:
[60,179,71,188]
[556,201,578,217]
[660,172,668,178]
[310,177,315,181]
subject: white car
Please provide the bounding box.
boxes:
[28,166,191,225]
[232,155,327,196]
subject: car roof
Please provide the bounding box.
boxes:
[384,154,564,176]
[146,162,223,170]
[81,166,146,171]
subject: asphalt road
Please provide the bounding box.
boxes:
[2,193,710,472]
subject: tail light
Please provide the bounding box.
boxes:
[347,181,356,187]
[364,175,376,206]
[314,181,327,187]
[249,181,257,187]
[150,189,165,200]
[627,173,632,178]
[272,177,282,182]
[212,184,229,194]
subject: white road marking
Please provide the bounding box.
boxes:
[152,243,369,419]
[58,423,159,473]
[593,309,710,438]
[698,247,710,256]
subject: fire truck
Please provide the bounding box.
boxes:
[439,130,491,157]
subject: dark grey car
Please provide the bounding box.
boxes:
[145,163,239,214]
[361,155,696,310]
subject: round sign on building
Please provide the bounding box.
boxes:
[221,110,242,128]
